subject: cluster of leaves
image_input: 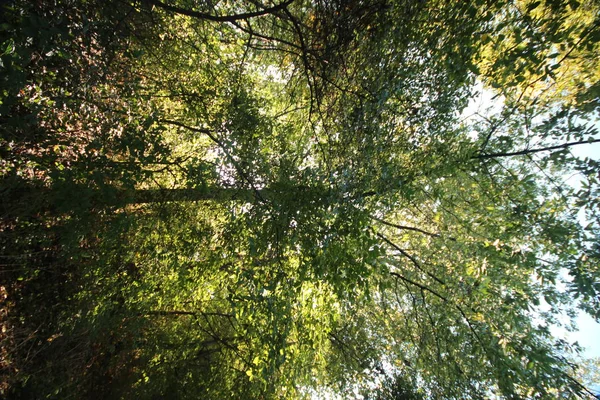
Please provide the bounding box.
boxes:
[1,0,600,399]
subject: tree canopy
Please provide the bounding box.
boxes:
[1,0,599,398]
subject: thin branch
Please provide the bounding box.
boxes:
[159,119,267,203]
[420,288,443,362]
[370,215,440,237]
[144,311,234,318]
[476,138,600,160]
[230,19,301,51]
[328,331,364,366]
[391,272,494,375]
[390,272,448,302]
[281,7,317,116]
[377,231,446,286]
[146,0,295,23]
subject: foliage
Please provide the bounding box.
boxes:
[1,0,600,399]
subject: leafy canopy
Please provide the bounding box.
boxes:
[1,0,599,398]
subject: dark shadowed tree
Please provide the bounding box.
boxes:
[2,0,600,398]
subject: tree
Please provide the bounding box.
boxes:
[1,0,599,398]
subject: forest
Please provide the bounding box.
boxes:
[1,0,600,398]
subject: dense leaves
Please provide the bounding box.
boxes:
[1,0,599,398]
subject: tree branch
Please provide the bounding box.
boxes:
[377,232,446,286]
[146,0,295,23]
[143,310,234,318]
[391,272,448,302]
[370,215,440,237]
[391,272,492,371]
[475,138,600,160]
[159,119,267,203]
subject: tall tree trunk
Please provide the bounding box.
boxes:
[129,187,257,204]
[2,182,259,217]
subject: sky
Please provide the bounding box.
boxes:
[463,84,600,363]
[563,142,600,360]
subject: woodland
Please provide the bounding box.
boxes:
[1,0,600,398]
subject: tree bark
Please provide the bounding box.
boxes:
[129,187,257,204]
[3,183,260,216]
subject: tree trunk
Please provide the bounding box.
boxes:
[129,187,257,204]
[2,182,260,217]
